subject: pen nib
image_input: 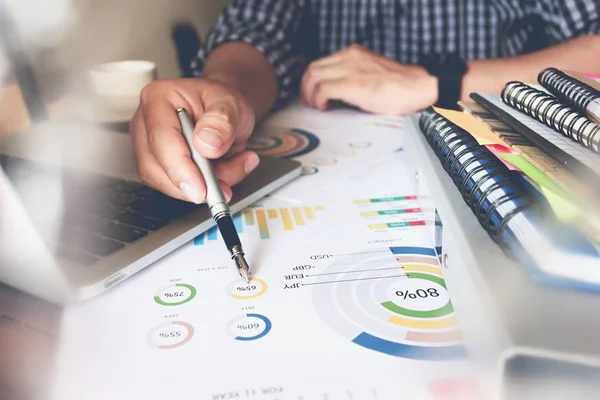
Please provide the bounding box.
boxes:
[234,254,251,283]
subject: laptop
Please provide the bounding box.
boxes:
[0,8,301,304]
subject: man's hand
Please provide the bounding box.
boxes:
[300,44,438,114]
[129,78,260,204]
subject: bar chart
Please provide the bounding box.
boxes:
[352,196,434,231]
[193,205,326,245]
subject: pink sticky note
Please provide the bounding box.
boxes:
[585,72,600,81]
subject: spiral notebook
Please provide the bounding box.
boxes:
[470,91,600,186]
[538,67,600,125]
[418,107,600,290]
[502,80,600,153]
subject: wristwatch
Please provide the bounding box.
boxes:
[418,53,468,110]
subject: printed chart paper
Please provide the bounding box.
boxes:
[51,105,477,400]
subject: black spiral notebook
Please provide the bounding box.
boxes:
[417,107,600,290]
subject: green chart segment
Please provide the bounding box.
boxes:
[312,246,466,361]
[154,283,197,306]
[380,273,454,318]
[353,196,418,204]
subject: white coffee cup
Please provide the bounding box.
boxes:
[86,60,157,122]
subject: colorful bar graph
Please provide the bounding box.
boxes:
[360,208,425,217]
[279,208,294,231]
[353,196,417,204]
[368,221,426,229]
[292,207,305,225]
[256,210,269,239]
[194,205,324,244]
[244,210,255,225]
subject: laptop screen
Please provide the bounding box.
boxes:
[0,0,47,136]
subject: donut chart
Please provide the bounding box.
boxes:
[154,283,197,306]
[247,129,320,158]
[229,313,272,341]
[311,246,466,361]
[147,321,194,349]
[227,278,268,299]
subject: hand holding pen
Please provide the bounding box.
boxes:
[128,79,260,204]
[176,107,252,283]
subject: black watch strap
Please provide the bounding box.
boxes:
[419,53,467,110]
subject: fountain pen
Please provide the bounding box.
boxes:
[176,108,251,283]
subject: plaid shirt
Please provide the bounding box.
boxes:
[191,0,600,108]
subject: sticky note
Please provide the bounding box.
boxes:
[495,152,582,221]
[585,72,600,82]
[486,145,519,171]
[540,186,582,222]
[432,107,509,146]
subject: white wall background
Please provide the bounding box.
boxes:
[5,0,230,100]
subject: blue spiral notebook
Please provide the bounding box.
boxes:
[418,107,600,291]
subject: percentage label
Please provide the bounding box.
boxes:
[237,323,260,330]
[154,284,196,306]
[159,331,182,338]
[387,276,450,314]
[236,285,257,292]
[149,321,194,349]
[229,314,271,341]
[395,288,440,299]
[228,278,267,299]
[164,291,185,298]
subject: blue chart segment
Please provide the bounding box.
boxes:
[352,332,464,360]
[311,246,466,361]
[229,313,272,341]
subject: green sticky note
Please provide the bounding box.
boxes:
[539,186,582,222]
[496,153,582,221]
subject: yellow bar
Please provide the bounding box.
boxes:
[303,206,315,220]
[255,209,270,239]
[315,205,325,211]
[368,223,387,229]
[292,207,305,225]
[360,211,379,217]
[244,210,255,225]
[387,315,459,329]
[399,264,443,276]
[353,199,369,204]
[279,208,294,230]
[268,209,278,219]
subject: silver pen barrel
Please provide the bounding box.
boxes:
[176,108,251,282]
[176,108,229,217]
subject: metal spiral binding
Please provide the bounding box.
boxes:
[538,67,600,115]
[418,108,535,242]
[501,81,600,153]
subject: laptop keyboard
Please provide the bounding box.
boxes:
[0,154,199,266]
